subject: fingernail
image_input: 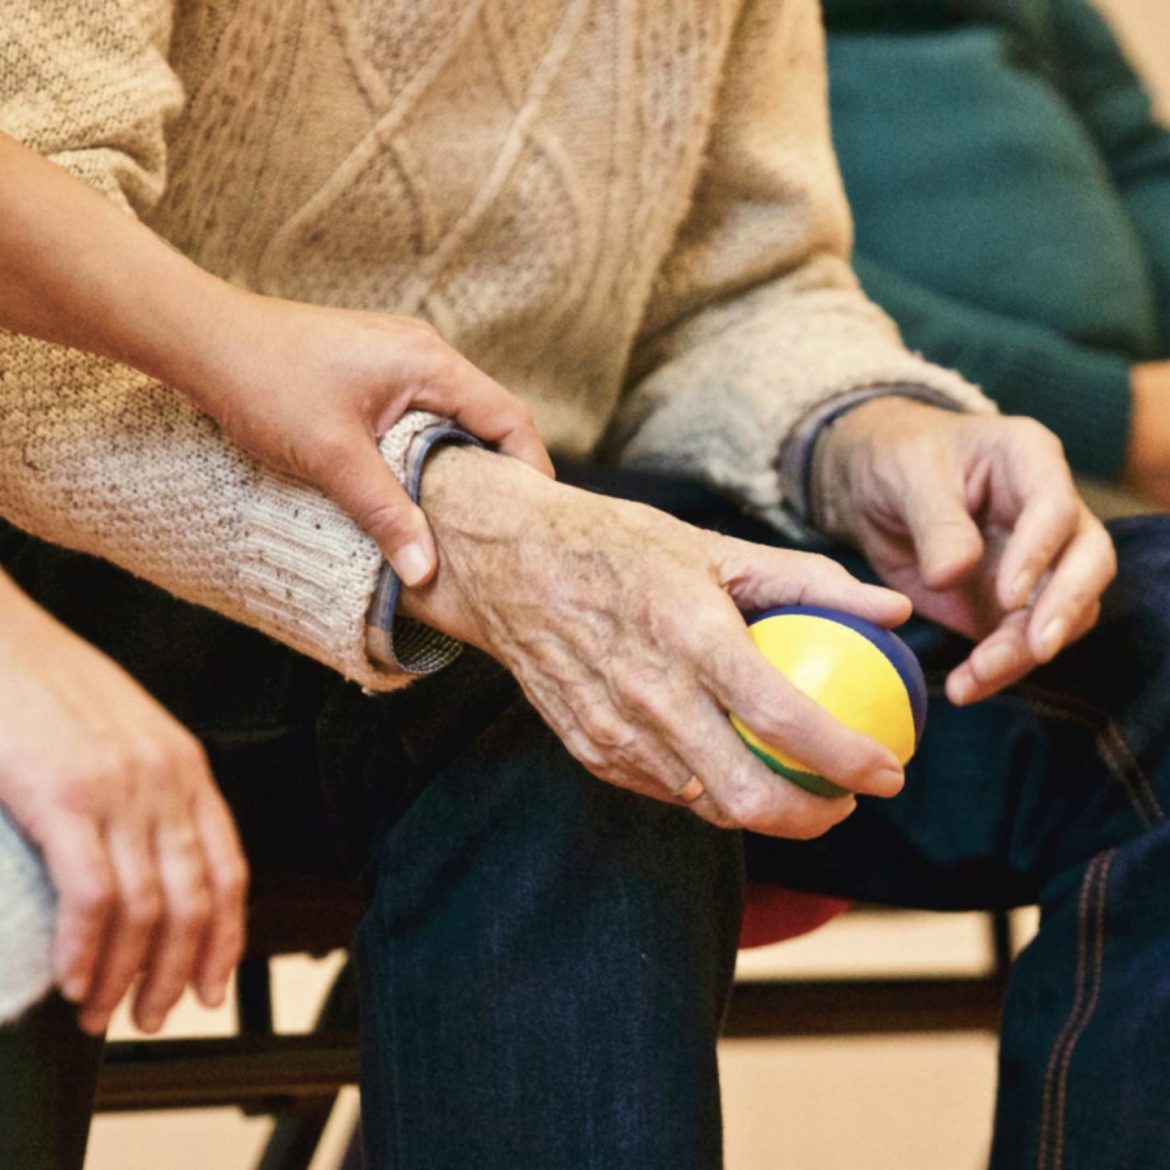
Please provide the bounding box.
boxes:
[948,674,974,706]
[140,1011,164,1034]
[1040,618,1068,660]
[61,975,88,1003]
[204,981,227,1009]
[392,541,431,587]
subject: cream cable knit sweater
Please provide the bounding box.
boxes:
[0,0,989,693]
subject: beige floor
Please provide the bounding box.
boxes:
[86,909,1035,1170]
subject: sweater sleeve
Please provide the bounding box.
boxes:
[1047,0,1170,346]
[0,2,431,691]
[851,253,1134,482]
[606,0,992,530]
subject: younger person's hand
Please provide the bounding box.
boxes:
[0,134,553,589]
[162,294,553,588]
[0,572,247,1036]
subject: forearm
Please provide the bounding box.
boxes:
[612,0,989,522]
[0,133,246,397]
[0,569,50,640]
[398,444,573,647]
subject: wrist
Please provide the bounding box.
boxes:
[130,273,262,408]
[0,571,70,658]
[398,445,567,641]
[809,397,951,542]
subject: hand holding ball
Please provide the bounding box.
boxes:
[730,606,927,798]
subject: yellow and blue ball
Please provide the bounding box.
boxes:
[730,605,927,798]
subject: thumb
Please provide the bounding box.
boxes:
[317,435,438,587]
[898,450,984,588]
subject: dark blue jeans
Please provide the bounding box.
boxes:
[4,476,1170,1170]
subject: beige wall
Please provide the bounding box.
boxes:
[1097,0,1170,115]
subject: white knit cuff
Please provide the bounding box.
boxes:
[776,383,975,541]
[236,410,462,692]
[0,810,55,1026]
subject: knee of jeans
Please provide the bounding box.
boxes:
[1075,518,1170,697]
[367,701,745,957]
[1107,517,1170,632]
[0,815,56,1026]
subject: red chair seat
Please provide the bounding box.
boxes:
[739,885,850,949]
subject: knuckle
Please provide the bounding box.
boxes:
[124,885,163,930]
[720,783,773,828]
[511,396,536,427]
[215,859,250,904]
[735,699,796,752]
[834,744,891,791]
[71,878,114,921]
[172,733,211,779]
[55,770,106,816]
[496,394,536,432]
[1095,532,1120,579]
[805,552,848,581]
[579,703,634,753]
[404,316,440,342]
[562,725,608,773]
[172,889,213,930]
[132,739,176,782]
[610,667,667,721]
[1013,415,1058,447]
[1045,493,1080,533]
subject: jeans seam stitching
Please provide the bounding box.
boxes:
[1009,685,1164,828]
[1052,852,1111,1170]
[1036,851,1113,1170]
[1037,854,1098,1170]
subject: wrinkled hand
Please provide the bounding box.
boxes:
[400,446,914,838]
[0,575,247,1035]
[813,399,1117,705]
[173,293,553,586]
[1125,361,1170,507]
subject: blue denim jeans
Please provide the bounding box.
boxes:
[4,478,1170,1170]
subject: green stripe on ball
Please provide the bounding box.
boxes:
[742,740,849,799]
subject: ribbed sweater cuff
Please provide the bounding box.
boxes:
[237,410,460,692]
[986,346,1133,484]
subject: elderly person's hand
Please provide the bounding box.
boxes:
[399,446,914,839]
[0,572,246,1036]
[811,399,1118,706]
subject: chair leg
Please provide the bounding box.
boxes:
[252,959,359,1170]
[0,993,104,1170]
[337,1125,363,1170]
[256,1098,338,1170]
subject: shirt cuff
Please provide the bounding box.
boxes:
[365,423,482,673]
[776,383,968,537]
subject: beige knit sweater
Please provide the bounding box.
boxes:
[0,0,989,692]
